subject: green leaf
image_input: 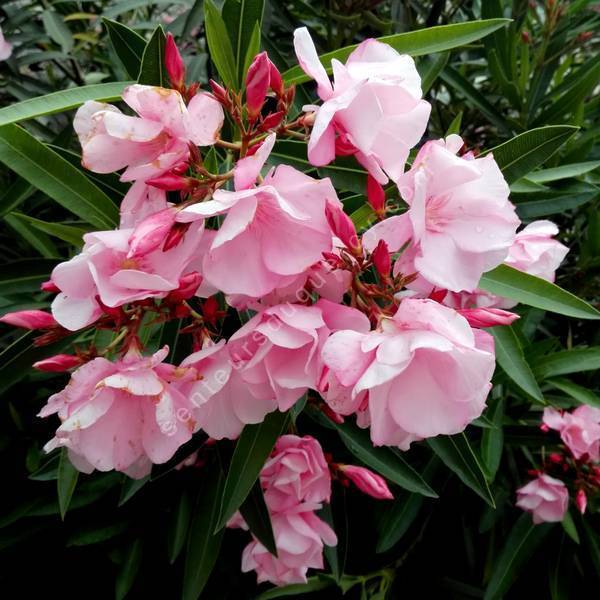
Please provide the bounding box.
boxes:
[428,433,495,507]
[546,378,600,409]
[239,480,277,556]
[526,160,600,183]
[489,326,543,402]
[118,475,149,506]
[532,347,600,379]
[4,213,58,258]
[561,511,580,544]
[103,18,146,79]
[479,265,600,320]
[445,112,463,136]
[241,21,262,82]
[0,82,133,127]
[282,19,511,85]
[67,521,129,547]
[0,124,118,229]
[484,514,553,600]
[115,538,143,600]
[317,411,437,498]
[182,0,205,42]
[57,447,79,520]
[481,398,504,482]
[138,26,169,87]
[0,258,58,294]
[29,453,60,481]
[483,126,579,184]
[0,177,34,218]
[223,0,264,84]
[255,577,334,599]
[204,0,238,89]
[376,457,439,553]
[168,489,193,564]
[582,520,600,575]
[215,410,289,530]
[182,468,225,600]
[42,10,73,53]
[419,52,449,95]
[8,213,88,246]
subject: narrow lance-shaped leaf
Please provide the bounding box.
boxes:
[103,18,146,79]
[57,448,79,520]
[204,0,238,89]
[532,347,600,379]
[479,265,600,320]
[239,479,277,556]
[546,378,600,409]
[282,19,510,85]
[138,26,169,87]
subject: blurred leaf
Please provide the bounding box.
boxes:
[118,475,150,506]
[282,19,511,85]
[115,538,143,600]
[67,521,128,547]
[223,0,264,84]
[168,489,193,564]
[0,259,58,295]
[484,126,579,184]
[490,326,543,402]
[138,26,169,87]
[183,468,225,600]
[215,410,289,530]
[239,480,277,556]
[57,448,79,520]
[8,212,88,246]
[255,577,334,599]
[561,511,580,544]
[0,82,132,127]
[526,160,600,183]
[4,213,58,258]
[484,514,553,600]
[29,453,60,481]
[103,19,146,79]
[204,0,238,89]
[481,397,504,482]
[420,52,448,95]
[532,347,600,379]
[479,265,600,320]
[428,433,495,507]
[582,520,600,576]
[42,10,73,53]
[181,0,205,41]
[546,378,600,409]
[0,124,118,229]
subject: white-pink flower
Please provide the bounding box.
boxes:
[363,135,519,292]
[50,221,203,330]
[321,298,495,449]
[180,165,339,298]
[516,474,569,524]
[74,85,223,181]
[543,406,600,461]
[39,346,198,478]
[0,26,13,61]
[293,27,430,183]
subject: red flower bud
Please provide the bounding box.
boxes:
[371,239,391,278]
[457,307,520,328]
[521,30,532,44]
[128,208,177,258]
[259,110,285,132]
[33,354,82,372]
[202,296,221,325]
[163,222,191,252]
[209,79,228,105]
[146,173,196,191]
[165,33,186,89]
[575,489,587,514]
[268,58,284,96]
[367,174,386,216]
[0,310,57,330]
[335,134,357,156]
[339,465,394,499]
[41,280,60,293]
[168,272,202,302]
[246,52,271,119]
[325,200,361,256]
[428,288,448,303]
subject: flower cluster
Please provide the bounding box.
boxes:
[0,27,573,584]
[516,406,600,523]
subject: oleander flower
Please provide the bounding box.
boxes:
[38,346,198,478]
[363,135,519,293]
[321,298,495,449]
[516,474,569,524]
[543,405,600,461]
[293,27,430,183]
[74,84,223,180]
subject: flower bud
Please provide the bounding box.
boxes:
[41,280,60,293]
[259,110,285,132]
[457,307,520,328]
[33,354,81,372]
[202,295,220,325]
[521,30,531,44]
[128,208,177,258]
[246,52,270,119]
[209,79,228,105]
[576,489,587,514]
[168,272,202,302]
[268,58,284,96]
[325,200,361,256]
[367,174,386,216]
[163,222,191,252]
[146,173,195,191]
[0,310,57,330]
[165,33,186,89]
[371,239,391,278]
[339,465,393,499]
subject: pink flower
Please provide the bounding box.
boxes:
[0,309,57,329]
[261,435,331,510]
[180,165,338,297]
[293,27,430,183]
[506,220,569,282]
[321,298,495,449]
[74,85,223,180]
[233,133,276,191]
[119,181,168,228]
[339,465,393,499]
[0,26,12,61]
[50,221,203,330]
[38,346,198,478]
[364,135,519,292]
[228,300,369,412]
[127,207,177,257]
[543,406,600,461]
[516,474,568,524]
[241,504,337,586]
[178,340,275,440]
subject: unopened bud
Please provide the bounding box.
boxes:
[575,489,587,514]
[41,280,60,293]
[339,465,394,500]
[33,354,82,372]
[165,33,186,89]
[246,52,270,119]
[367,174,386,215]
[0,310,57,330]
[371,239,391,278]
[325,200,361,256]
[163,222,191,252]
[458,307,520,328]
[128,208,177,258]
